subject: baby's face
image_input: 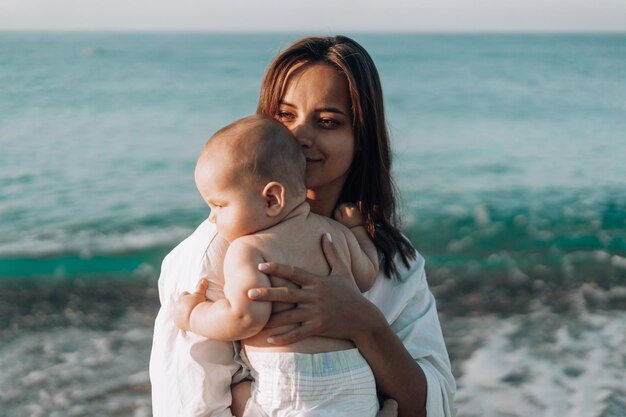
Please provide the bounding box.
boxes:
[195,157,267,242]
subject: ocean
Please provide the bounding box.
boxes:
[1,32,625,416]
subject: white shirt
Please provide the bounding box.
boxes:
[149,219,456,417]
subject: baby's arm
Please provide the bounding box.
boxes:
[175,239,272,341]
[334,203,379,292]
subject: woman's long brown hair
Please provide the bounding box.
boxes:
[257,35,416,279]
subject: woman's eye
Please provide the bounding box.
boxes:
[319,118,339,129]
[276,111,294,122]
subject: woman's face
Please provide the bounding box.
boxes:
[275,63,355,206]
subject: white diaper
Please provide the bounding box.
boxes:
[242,348,379,417]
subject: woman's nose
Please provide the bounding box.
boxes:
[208,211,216,223]
[290,123,313,148]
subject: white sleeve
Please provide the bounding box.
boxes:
[150,249,183,417]
[149,220,239,417]
[366,253,456,417]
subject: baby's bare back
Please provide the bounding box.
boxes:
[242,209,355,354]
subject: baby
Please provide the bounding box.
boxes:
[175,115,380,416]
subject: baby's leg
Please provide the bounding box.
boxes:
[231,381,252,417]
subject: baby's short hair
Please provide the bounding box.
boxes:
[198,115,306,195]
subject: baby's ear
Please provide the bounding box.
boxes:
[262,181,285,216]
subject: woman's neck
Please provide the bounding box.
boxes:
[306,188,340,218]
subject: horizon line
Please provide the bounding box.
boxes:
[1,28,625,35]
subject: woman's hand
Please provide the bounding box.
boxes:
[247,233,385,345]
[248,233,427,417]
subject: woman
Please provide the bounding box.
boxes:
[241,35,455,417]
[150,35,454,417]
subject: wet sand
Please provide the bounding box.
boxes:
[1,275,625,417]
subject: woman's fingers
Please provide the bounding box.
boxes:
[321,232,351,277]
[263,307,311,329]
[248,233,360,342]
[252,232,351,292]
[248,286,314,303]
[257,262,317,285]
[266,323,318,345]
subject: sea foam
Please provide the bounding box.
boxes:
[454,310,626,417]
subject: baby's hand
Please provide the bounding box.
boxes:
[174,279,209,332]
[334,203,364,229]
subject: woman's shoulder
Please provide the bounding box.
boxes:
[383,250,426,286]
[163,219,217,263]
[395,249,425,280]
[160,219,223,284]
[364,250,428,319]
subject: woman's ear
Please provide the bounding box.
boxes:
[262,181,285,216]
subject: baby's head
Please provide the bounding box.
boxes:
[195,115,306,242]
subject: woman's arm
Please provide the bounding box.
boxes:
[248,235,429,417]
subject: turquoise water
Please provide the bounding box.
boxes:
[1,33,625,285]
[1,33,626,417]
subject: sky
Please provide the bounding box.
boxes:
[0,0,625,32]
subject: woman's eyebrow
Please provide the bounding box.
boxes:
[317,107,347,116]
[278,100,296,108]
[279,100,347,116]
